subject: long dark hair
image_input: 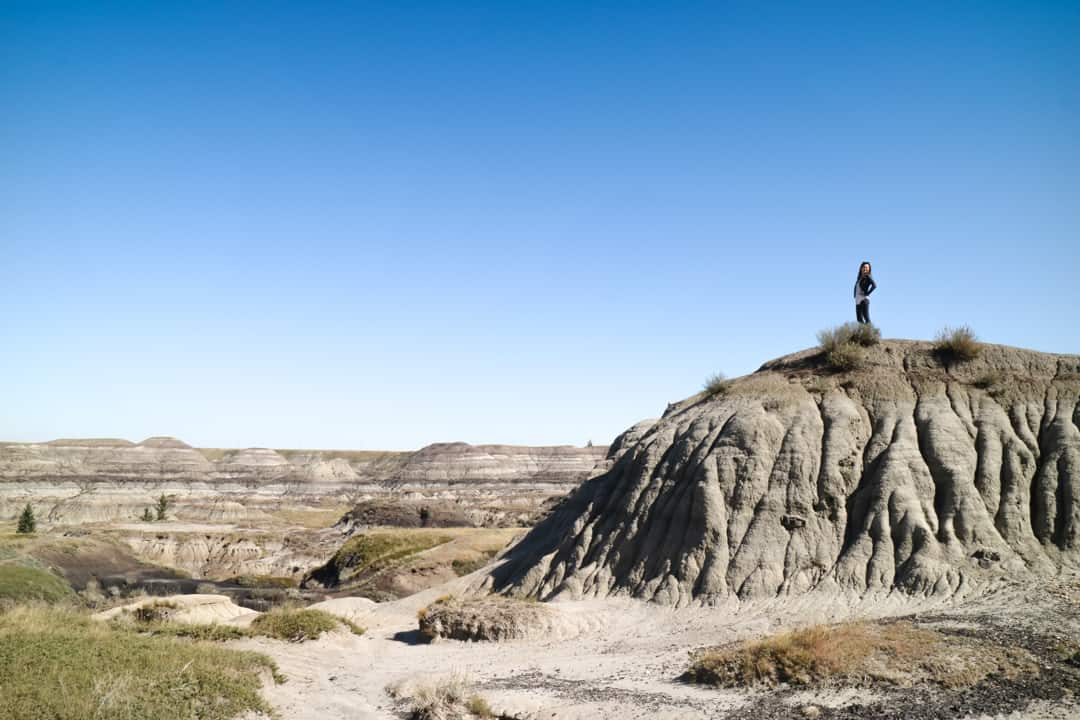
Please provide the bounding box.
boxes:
[857,261,872,279]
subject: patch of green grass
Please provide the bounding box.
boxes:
[0,564,76,604]
[0,605,281,720]
[119,605,363,643]
[451,551,498,577]
[249,608,346,642]
[123,620,251,642]
[934,325,981,363]
[332,531,454,574]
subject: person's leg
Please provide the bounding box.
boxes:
[864,301,870,325]
[856,302,866,323]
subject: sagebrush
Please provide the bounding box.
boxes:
[934,326,980,363]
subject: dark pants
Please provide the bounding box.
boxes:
[856,300,870,324]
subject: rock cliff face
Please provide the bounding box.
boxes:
[0,439,606,526]
[488,341,1080,605]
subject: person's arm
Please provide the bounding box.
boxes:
[866,276,877,295]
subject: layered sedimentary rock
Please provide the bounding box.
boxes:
[488,341,1080,605]
[0,438,606,525]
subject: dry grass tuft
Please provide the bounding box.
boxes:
[702,372,729,398]
[816,323,879,371]
[934,326,981,363]
[686,621,1036,689]
[389,673,499,719]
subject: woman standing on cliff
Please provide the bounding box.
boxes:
[854,261,877,324]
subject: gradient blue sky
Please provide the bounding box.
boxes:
[3,1,1078,449]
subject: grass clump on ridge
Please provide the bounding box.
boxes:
[115,601,364,643]
[0,605,281,720]
[816,322,879,371]
[934,325,981,363]
[702,372,729,398]
[249,607,362,642]
[0,563,76,605]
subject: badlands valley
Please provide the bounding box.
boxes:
[2,339,1079,720]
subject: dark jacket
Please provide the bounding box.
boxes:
[854,274,877,301]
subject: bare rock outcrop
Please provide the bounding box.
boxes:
[486,340,1080,605]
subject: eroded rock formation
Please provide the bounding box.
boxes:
[0,439,606,525]
[487,341,1080,605]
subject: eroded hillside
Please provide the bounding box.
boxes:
[488,340,1080,604]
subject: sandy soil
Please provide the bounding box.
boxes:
[229,572,1080,720]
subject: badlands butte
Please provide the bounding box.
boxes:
[0,440,607,526]
[3,338,1079,720]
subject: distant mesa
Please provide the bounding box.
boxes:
[136,436,193,449]
[46,438,136,448]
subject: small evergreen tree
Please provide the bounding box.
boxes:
[155,494,170,521]
[17,503,36,534]
[141,507,154,522]
[586,439,594,448]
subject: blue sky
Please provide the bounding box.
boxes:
[2,1,1078,449]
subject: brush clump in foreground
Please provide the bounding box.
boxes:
[0,605,282,720]
[417,594,553,642]
[685,621,1037,689]
[816,322,881,371]
[934,325,981,363]
[388,673,503,720]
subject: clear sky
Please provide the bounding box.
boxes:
[2,1,1078,450]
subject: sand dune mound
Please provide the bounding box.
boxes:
[95,594,258,626]
[486,340,1080,606]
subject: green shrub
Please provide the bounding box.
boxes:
[0,564,75,604]
[816,323,856,352]
[702,372,729,398]
[934,326,981,363]
[16,504,35,535]
[0,605,281,720]
[155,494,170,521]
[849,323,881,346]
[825,344,863,371]
[249,608,343,642]
[815,323,874,371]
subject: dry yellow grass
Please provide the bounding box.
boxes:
[388,673,498,719]
[686,621,1036,689]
